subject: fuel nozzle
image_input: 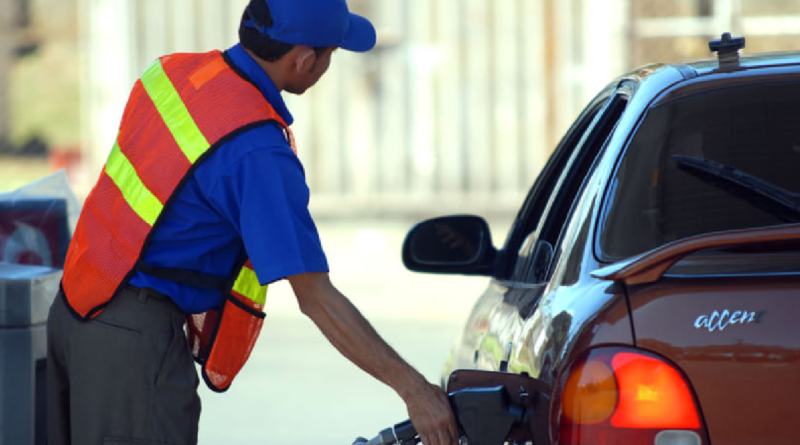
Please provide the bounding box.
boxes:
[449,386,526,445]
[351,419,418,445]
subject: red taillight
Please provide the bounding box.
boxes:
[561,360,617,425]
[610,352,700,429]
[555,348,705,445]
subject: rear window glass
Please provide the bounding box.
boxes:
[599,80,800,260]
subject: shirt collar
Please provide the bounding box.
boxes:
[224,43,294,126]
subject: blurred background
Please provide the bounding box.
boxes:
[1,0,799,444]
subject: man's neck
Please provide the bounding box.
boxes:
[243,48,286,92]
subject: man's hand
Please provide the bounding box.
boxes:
[403,382,459,445]
[288,272,458,445]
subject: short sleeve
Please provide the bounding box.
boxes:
[202,126,329,285]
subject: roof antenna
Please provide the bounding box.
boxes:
[709,32,745,71]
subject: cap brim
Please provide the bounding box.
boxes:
[339,13,376,52]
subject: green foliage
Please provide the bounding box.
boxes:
[10,41,81,151]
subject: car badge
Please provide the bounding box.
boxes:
[694,309,765,332]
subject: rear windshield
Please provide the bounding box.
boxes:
[599,80,800,260]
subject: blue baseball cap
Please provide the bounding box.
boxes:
[244,0,377,52]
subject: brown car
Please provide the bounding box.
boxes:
[402,34,800,445]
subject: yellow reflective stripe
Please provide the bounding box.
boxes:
[140,59,210,163]
[105,141,163,226]
[232,266,267,306]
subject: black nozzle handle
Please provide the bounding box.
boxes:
[393,419,418,443]
[357,419,418,445]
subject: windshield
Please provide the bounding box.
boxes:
[599,80,800,260]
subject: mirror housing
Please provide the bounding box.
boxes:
[402,215,497,276]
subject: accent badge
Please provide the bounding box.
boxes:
[694,309,765,332]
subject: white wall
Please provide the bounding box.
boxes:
[80,0,624,216]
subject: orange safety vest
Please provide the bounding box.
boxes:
[62,50,296,392]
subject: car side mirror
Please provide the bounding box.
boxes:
[402,215,497,276]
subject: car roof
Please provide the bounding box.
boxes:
[629,50,800,81]
[621,50,800,107]
[680,50,800,75]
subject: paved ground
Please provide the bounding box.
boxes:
[196,217,512,445]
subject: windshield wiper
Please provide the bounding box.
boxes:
[673,154,800,223]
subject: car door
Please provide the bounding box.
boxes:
[454,85,631,377]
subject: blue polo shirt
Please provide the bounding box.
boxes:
[128,44,329,314]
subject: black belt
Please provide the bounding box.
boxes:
[122,285,174,305]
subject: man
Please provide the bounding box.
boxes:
[46,1,458,444]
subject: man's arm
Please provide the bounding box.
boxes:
[288,271,458,445]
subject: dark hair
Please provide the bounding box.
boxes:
[239,0,331,62]
[239,0,294,62]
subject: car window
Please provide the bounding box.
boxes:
[509,89,629,283]
[496,88,613,280]
[599,80,800,261]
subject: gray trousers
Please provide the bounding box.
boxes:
[47,286,202,445]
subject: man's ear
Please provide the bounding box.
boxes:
[294,47,317,73]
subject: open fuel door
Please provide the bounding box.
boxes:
[446,370,551,445]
